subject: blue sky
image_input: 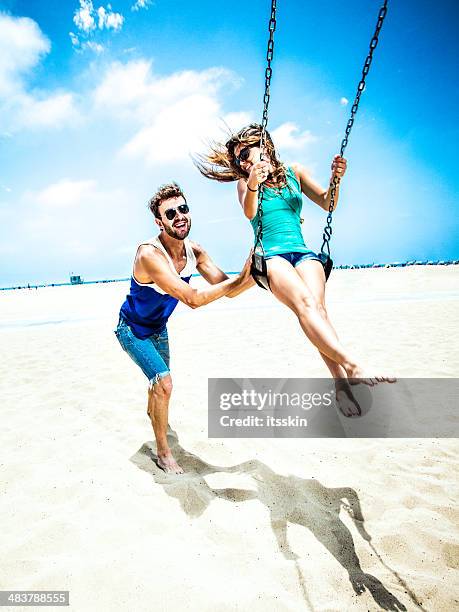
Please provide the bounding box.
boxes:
[0,0,458,285]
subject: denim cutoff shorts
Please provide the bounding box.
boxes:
[114,317,170,386]
[265,251,322,267]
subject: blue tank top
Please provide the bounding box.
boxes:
[119,236,197,339]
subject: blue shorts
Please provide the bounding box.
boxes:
[114,317,170,385]
[266,251,322,267]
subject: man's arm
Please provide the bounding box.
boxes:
[193,242,255,297]
[137,246,250,309]
[193,242,229,284]
[227,275,255,297]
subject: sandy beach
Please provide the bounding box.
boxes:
[1,265,458,611]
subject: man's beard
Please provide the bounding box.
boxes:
[163,218,191,240]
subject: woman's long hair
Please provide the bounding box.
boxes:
[194,123,288,188]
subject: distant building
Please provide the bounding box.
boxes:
[70,274,84,285]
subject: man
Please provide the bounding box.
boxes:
[115,182,251,474]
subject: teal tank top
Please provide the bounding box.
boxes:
[250,166,309,257]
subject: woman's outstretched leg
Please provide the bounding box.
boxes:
[295,259,361,416]
[296,260,346,374]
[266,256,394,386]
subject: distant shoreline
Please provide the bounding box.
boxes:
[1,260,458,291]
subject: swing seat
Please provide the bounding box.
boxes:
[251,251,270,290]
[251,250,333,291]
[318,252,333,281]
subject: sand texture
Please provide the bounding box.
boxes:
[1,266,458,611]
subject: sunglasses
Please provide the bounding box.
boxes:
[234,144,259,167]
[164,203,189,221]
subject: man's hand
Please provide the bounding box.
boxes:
[227,250,256,297]
[239,250,253,283]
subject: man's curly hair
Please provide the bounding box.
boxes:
[148,182,186,218]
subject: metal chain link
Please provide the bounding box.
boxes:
[255,0,277,249]
[321,0,388,256]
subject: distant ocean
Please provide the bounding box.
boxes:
[1,260,457,291]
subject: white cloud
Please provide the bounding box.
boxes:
[221,111,254,133]
[72,0,124,37]
[70,2,124,52]
[97,6,124,31]
[33,179,97,208]
[271,122,317,151]
[16,93,78,129]
[93,60,248,164]
[0,14,78,133]
[69,32,104,53]
[340,97,349,106]
[121,94,220,163]
[13,178,130,265]
[131,0,152,11]
[86,41,104,53]
[0,14,50,96]
[73,0,96,33]
[97,6,106,28]
[69,31,80,48]
[93,59,151,111]
[94,62,243,115]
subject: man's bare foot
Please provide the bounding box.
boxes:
[335,383,361,417]
[156,451,184,474]
[346,366,397,387]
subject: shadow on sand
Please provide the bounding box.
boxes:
[131,430,426,611]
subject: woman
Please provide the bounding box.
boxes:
[195,123,394,416]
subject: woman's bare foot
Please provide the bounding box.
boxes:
[156,451,184,474]
[335,381,361,417]
[345,365,397,387]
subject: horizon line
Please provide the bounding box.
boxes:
[1,259,458,291]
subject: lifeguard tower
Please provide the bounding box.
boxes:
[69,273,84,285]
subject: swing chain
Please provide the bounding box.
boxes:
[261,0,277,141]
[255,0,277,250]
[321,0,388,255]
